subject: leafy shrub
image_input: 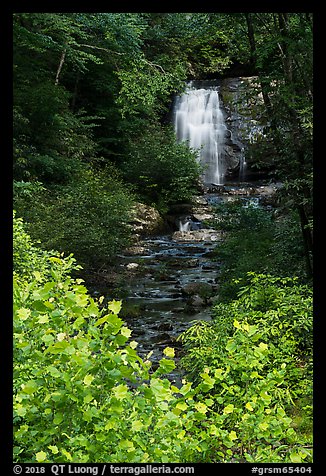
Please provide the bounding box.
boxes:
[14,79,98,183]
[210,200,307,301]
[178,273,313,461]
[13,167,134,269]
[121,125,201,212]
[13,210,79,284]
[13,226,311,463]
[179,273,312,386]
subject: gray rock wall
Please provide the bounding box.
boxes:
[218,76,270,180]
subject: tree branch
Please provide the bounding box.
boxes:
[78,43,125,55]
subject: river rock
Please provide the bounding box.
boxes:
[126,262,140,271]
[129,203,165,235]
[172,229,222,242]
[189,295,206,307]
[157,323,173,331]
[181,282,214,298]
[124,244,150,256]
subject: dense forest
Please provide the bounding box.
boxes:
[13,13,313,465]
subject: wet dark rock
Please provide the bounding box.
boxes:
[132,329,146,336]
[172,307,186,314]
[124,245,151,256]
[189,295,206,307]
[181,282,214,297]
[184,304,202,315]
[202,263,217,270]
[152,333,171,342]
[157,323,173,331]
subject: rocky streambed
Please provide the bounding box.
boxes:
[89,181,281,385]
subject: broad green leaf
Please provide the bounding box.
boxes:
[226,340,237,352]
[83,393,94,404]
[53,413,64,425]
[112,384,129,400]
[49,257,62,264]
[214,368,224,380]
[61,448,72,461]
[48,445,59,454]
[106,313,124,334]
[105,420,116,431]
[176,402,188,411]
[15,403,27,417]
[95,315,110,327]
[258,422,269,432]
[229,430,238,441]
[119,439,135,452]
[194,402,207,414]
[36,451,47,462]
[233,319,241,329]
[83,375,94,386]
[290,452,304,463]
[38,315,49,324]
[258,342,268,351]
[47,366,61,378]
[45,341,73,355]
[21,380,38,395]
[120,326,132,338]
[107,300,122,315]
[163,347,175,358]
[156,358,175,374]
[56,332,66,342]
[131,420,143,432]
[223,404,235,414]
[17,308,31,321]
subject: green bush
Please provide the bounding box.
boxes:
[210,201,307,301]
[13,225,312,463]
[179,273,312,384]
[13,167,134,269]
[13,210,79,284]
[121,125,201,212]
[178,273,313,461]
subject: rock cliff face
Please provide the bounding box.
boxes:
[219,76,272,180]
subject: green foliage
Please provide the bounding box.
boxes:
[178,273,313,462]
[13,80,98,183]
[121,125,201,211]
[14,211,59,283]
[13,223,312,463]
[14,168,134,269]
[116,57,185,119]
[210,200,307,300]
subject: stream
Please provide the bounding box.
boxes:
[98,181,278,386]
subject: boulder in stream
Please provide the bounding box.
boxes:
[172,229,222,242]
[129,202,165,235]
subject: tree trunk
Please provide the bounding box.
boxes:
[244,13,273,118]
[278,13,293,85]
[71,70,80,111]
[55,46,67,86]
[297,204,313,278]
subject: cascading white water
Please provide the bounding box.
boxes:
[174,83,226,185]
[179,218,191,232]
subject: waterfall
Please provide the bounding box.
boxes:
[174,82,226,185]
[179,218,191,232]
